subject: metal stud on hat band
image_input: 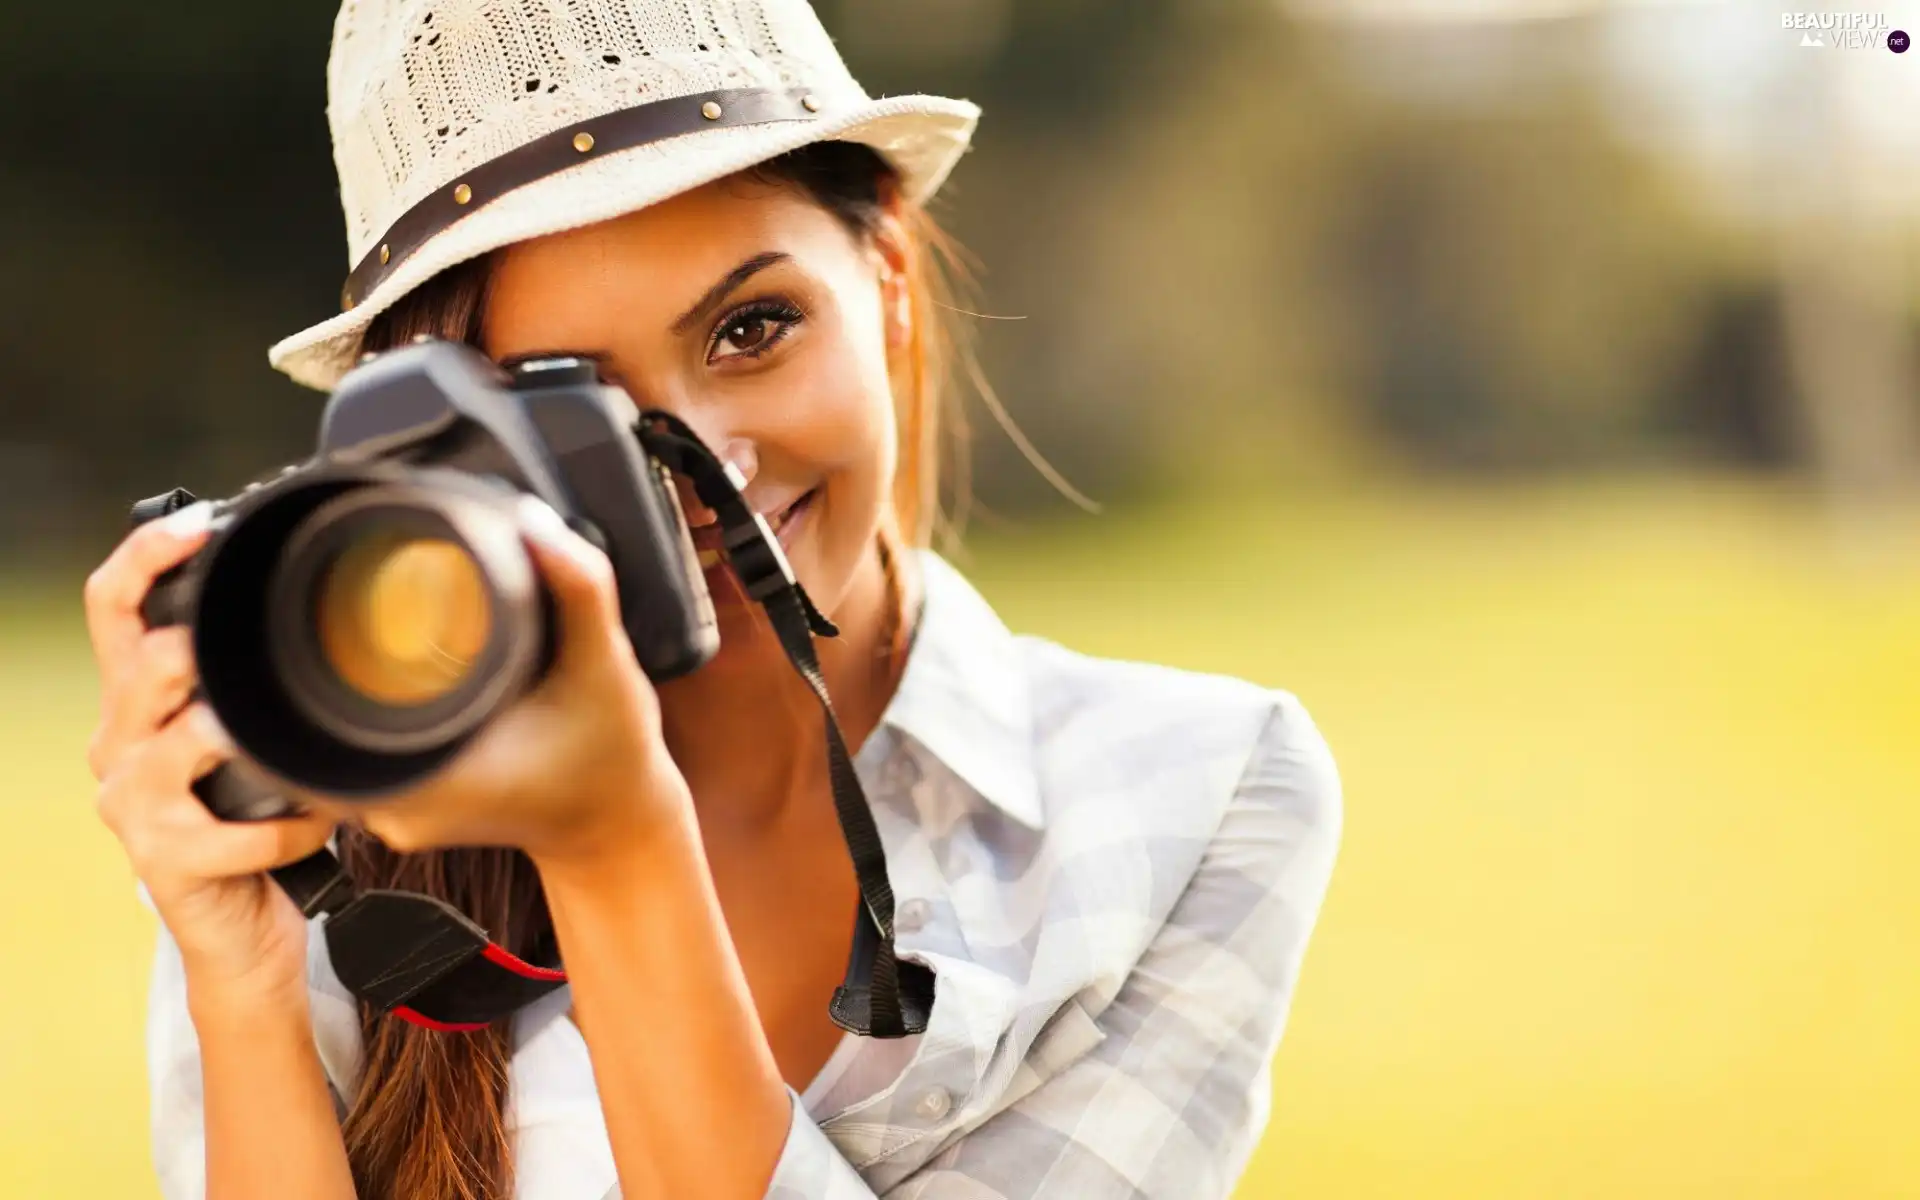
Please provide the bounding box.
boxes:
[340,86,824,310]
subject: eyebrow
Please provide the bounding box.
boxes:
[670,251,791,336]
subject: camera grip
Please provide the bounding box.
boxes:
[194,757,302,823]
[130,486,202,628]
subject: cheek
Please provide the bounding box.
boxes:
[813,335,898,566]
[788,304,896,458]
[768,315,898,534]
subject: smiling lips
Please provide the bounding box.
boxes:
[689,488,816,569]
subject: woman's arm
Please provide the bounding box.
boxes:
[193,981,356,1200]
[87,508,351,1200]
[147,924,357,1200]
[533,790,794,1200]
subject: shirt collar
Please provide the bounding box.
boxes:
[868,550,1045,830]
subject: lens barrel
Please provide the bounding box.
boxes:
[188,468,551,797]
[267,481,547,757]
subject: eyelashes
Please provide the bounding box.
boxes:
[707,297,807,365]
[490,295,808,382]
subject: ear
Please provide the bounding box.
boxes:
[869,178,913,352]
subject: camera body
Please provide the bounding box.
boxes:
[137,339,717,818]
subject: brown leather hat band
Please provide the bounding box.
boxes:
[342,86,824,310]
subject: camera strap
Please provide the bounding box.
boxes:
[227,417,932,1038]
[640,411,934,1040]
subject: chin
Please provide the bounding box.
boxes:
[699,528,874,669]
[700,485,853,613]
[361,817,431,855]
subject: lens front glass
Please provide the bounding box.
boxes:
[315,534,492,706]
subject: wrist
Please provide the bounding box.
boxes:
[184,961,312,1028]
[528,764,697,880]
[529,797,713,964]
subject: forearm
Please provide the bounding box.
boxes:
[534,798,790,1200]
[189,983,356,1200]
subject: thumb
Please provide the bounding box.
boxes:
[516,496,632,675]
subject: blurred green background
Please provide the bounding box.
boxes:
[3,1,1918,1197]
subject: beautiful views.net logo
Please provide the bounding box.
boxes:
[1781,12,1911,52]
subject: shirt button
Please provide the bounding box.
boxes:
[895,898,931,935]
[914,1086,952,1121]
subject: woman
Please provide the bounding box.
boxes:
[83,2,1342,1197]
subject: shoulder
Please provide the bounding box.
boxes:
[872,553,1341,1008]
[981,633,1342,1014]
[1015,634,1342,850]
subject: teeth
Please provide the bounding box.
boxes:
[771,493,809,531]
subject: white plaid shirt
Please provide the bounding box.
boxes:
[147,552,1343,1199]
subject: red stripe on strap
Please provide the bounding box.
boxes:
[393,1006,490,1033]
[481,942,568,982]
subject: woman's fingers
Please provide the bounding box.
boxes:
[152,701,238,788]
[86,626,198,781]
[83,502,214,679]
[96,702,233,847]
[98,703,335,885]
[174,806,337,883]
[126,626,200,733]
[517,495,634,675]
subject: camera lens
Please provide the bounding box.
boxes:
[314,533,492,706]
[261,479,550,761]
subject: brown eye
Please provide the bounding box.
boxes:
[707,300,805,364]
[721,318,772,354]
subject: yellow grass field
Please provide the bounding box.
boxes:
[2,478,1916,1198]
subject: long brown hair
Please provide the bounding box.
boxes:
[338,142,968,1200]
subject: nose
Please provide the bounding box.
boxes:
[677,436,758,528]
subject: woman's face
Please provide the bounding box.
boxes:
[483,173,908,637]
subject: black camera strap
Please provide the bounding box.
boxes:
[195,417,931,1038]
[640,412,933,1040]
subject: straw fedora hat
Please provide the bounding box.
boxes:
[268,0,980,392]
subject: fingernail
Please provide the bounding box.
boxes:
[721,439,758,487]
[189,703,234,753]
[518,495,608,573]
[159,500,214,538]
[517,494,571,545]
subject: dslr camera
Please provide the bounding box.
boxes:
[133,338,729,821]
[130,337,926,1040]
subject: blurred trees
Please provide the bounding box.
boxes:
[828,0,1834,495]
[1768,55,1920,509]
[0,0,1899,565]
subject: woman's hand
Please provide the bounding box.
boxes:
[323,496,691,868]
[85,503,336,1007]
